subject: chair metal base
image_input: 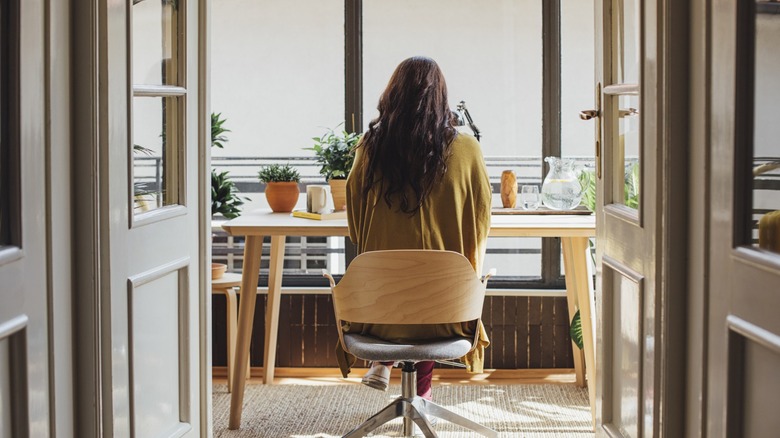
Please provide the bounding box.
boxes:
[342,364,497,438]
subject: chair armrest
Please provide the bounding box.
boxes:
[481,268,497,284]
[322,269,336,288]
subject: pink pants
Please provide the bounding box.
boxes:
[381,360,434,400]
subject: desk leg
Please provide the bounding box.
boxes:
[225,287,237,392]
[561,236,596,429]
[561,244,587,388]
[262,235,286,384]
[228,235,264,430]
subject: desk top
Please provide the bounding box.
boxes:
[220,209,595,238]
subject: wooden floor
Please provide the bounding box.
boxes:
[212,366,579,387]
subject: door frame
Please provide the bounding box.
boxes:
[684,0,711,436]
[197,0,212,433]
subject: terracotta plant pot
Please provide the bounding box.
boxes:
[265,182,300,212]
[329,179,347,211]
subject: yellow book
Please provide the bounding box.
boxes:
[291,209,347,220]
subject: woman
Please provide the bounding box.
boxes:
[338,56,492,401]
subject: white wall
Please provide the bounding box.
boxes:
[211,0,345,158]
[363,0,542,159]
[561,0,596,157]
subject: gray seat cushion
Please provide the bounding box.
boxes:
[343,333,473,362]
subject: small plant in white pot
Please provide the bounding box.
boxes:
[306,126,361,211]
[258,164,301,213]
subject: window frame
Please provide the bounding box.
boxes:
[128,0,189,228]
[338,0,568,290]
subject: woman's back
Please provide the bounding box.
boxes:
[346,133,492,274]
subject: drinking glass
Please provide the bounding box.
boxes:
[521,185,540,211]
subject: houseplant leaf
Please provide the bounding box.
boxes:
[570,309,583,350]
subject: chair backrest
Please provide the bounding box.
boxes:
[330,250,487,326]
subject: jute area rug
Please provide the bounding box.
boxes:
[213,383,594,438]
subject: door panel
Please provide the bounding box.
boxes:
[0,0,50,435]
[128,262,191,438]
[726,316,780,438]
[601,258,644,438]
[709,0,780,436]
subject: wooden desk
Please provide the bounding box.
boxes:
[222,211,596,429]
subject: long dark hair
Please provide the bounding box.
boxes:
[359,56,457,214]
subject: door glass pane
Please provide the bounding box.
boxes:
[615,0,640,84]
[363,0,543,278]
[751,2,780,253]
[619,94,640,209]
[0,0,17,248]
[132,0,180,86]
[132,96,181,213]
[606,0,642,212]
[211,0,344,161]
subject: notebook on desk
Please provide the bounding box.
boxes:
[291,209,347,220]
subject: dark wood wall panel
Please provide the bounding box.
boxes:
[212,294,575,370]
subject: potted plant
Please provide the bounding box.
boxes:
[258,164,301,213]
[306,126,361,210]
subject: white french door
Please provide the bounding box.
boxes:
[706,1,780,436]
[591,0,688,436]
[72,0,209,436]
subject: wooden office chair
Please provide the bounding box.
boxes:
[323,250,497,438]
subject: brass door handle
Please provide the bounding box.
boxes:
[579,109,600,120]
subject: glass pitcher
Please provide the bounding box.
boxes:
[541,157,583,210]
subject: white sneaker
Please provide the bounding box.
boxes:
[360,363,391,391]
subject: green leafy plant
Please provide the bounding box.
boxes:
[132,144,158,211]
[578,168,597,211]
[211,169,244,219]
[305,125,361,180]
[211,112,231,149]
[133,144,154,156]
[624,162,640,209]
[569,309,583,350]
[577,161,639,212]
[209,112,247,218]
[258,164,301,183]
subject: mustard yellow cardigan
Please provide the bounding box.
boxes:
[336,133,492,377]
